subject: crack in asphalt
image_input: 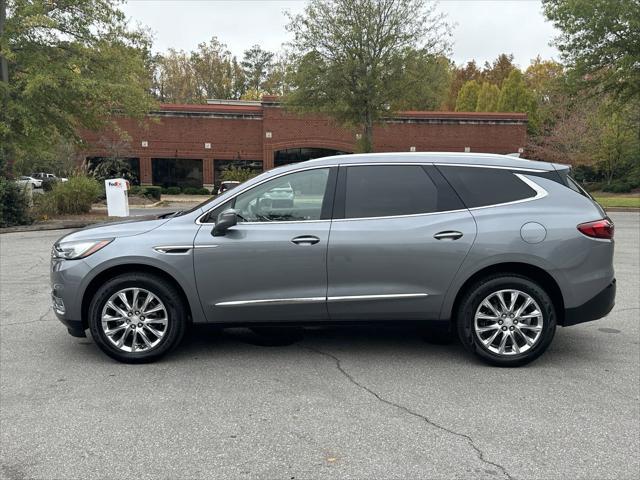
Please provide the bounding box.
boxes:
[304,346,514,480]
[1,307,54,327]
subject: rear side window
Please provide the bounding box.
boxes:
[343,165,462,219]
[557,170,593,199]
[437,166,536,208]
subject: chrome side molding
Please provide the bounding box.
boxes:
[215,293,428,307]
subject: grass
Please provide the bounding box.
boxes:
[593,196,640,208]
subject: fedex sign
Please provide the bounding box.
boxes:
[104,178,130,217]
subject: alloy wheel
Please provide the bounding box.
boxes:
[473,289,544,356]
[101,288,169,353]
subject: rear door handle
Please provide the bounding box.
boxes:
[291,235,320,245]
[434,231,463,240]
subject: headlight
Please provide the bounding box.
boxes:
[52,239,113,260]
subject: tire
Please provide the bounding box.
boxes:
[456,274,556,367]
[88,273,187,363]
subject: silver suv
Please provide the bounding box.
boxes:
[50,153,616,366]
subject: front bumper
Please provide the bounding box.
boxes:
[51,258,92,337]
[562,279,616,326]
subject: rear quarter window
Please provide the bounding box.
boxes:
[437,166,537,208]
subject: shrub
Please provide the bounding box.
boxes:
[182,187,211,195]
[602,181,632,194]
[129,185,142,196]
[90,157,138,184]
[165,186,181,195]
[142,186,161,200]
[42,177,58,192]
[33,176,101,217]
[0,178,33,227]
[220,166,258,183]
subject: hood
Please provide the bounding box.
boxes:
[56,215,170,243]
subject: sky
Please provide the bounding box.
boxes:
[121,0,561,68]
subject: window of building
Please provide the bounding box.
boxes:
[344,165,441,219]
[274,148,349,167]
[437,166,537,208]
[152,158,203,188]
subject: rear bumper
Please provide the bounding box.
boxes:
[561,279,616,326]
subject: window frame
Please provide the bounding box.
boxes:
[196,165,338,225]
[196,162,549,225]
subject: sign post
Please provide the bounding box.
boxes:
[105,178,130,217]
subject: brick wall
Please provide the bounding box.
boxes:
[80,101,527,186]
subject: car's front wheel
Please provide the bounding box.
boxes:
[88,273,186,363]
[456,274,556,367]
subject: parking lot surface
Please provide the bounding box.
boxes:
[1,212,638,479]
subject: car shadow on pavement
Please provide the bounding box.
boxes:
[165,323,469,364]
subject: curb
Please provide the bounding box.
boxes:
[604,207,640,212]
[0,220,99,234]
[92,200,164,210]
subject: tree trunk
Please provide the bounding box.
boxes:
[0,0,7,84]
[362,110,374,153]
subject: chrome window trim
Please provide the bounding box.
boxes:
[196,164,337,225]
[197,162,549,225]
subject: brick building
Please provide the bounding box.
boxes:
[80,96,528,190]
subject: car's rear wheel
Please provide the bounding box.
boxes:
[88,273,186,363]
[456,274,556,367]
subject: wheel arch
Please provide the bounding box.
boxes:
[80,263,195,330]
[448,262,565,326]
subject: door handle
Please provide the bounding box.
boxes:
[291,235,320,245]
[434,231,463,240]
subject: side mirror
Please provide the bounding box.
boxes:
[212,209,238,236]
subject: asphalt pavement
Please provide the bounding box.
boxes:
[0,212,638,479]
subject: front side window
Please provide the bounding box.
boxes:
[437,166,537,208]
[344,165,442,218]
[214,168,331,223]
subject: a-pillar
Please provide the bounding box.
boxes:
[140,157,152,186]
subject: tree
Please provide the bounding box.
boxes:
[497,69,538,131]
[475,82,500,112]
[483,53,516,87]
[445,60,482,110]
[455,80,480,111]
[241,45,274,98]
[543,0,640,102]
[0,0,155,175]
[151,37,247,102]
[286,0,451,151]
[262,51,295,97]
[192,37,240,100]
[153,48,199,103]
[524,56,567,134]
[392,52,451,111]
[592,101,639,184]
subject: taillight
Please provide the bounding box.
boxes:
[577,219,614,240]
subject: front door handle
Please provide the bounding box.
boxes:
[434,231,463,240]
[291,235,320,245]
